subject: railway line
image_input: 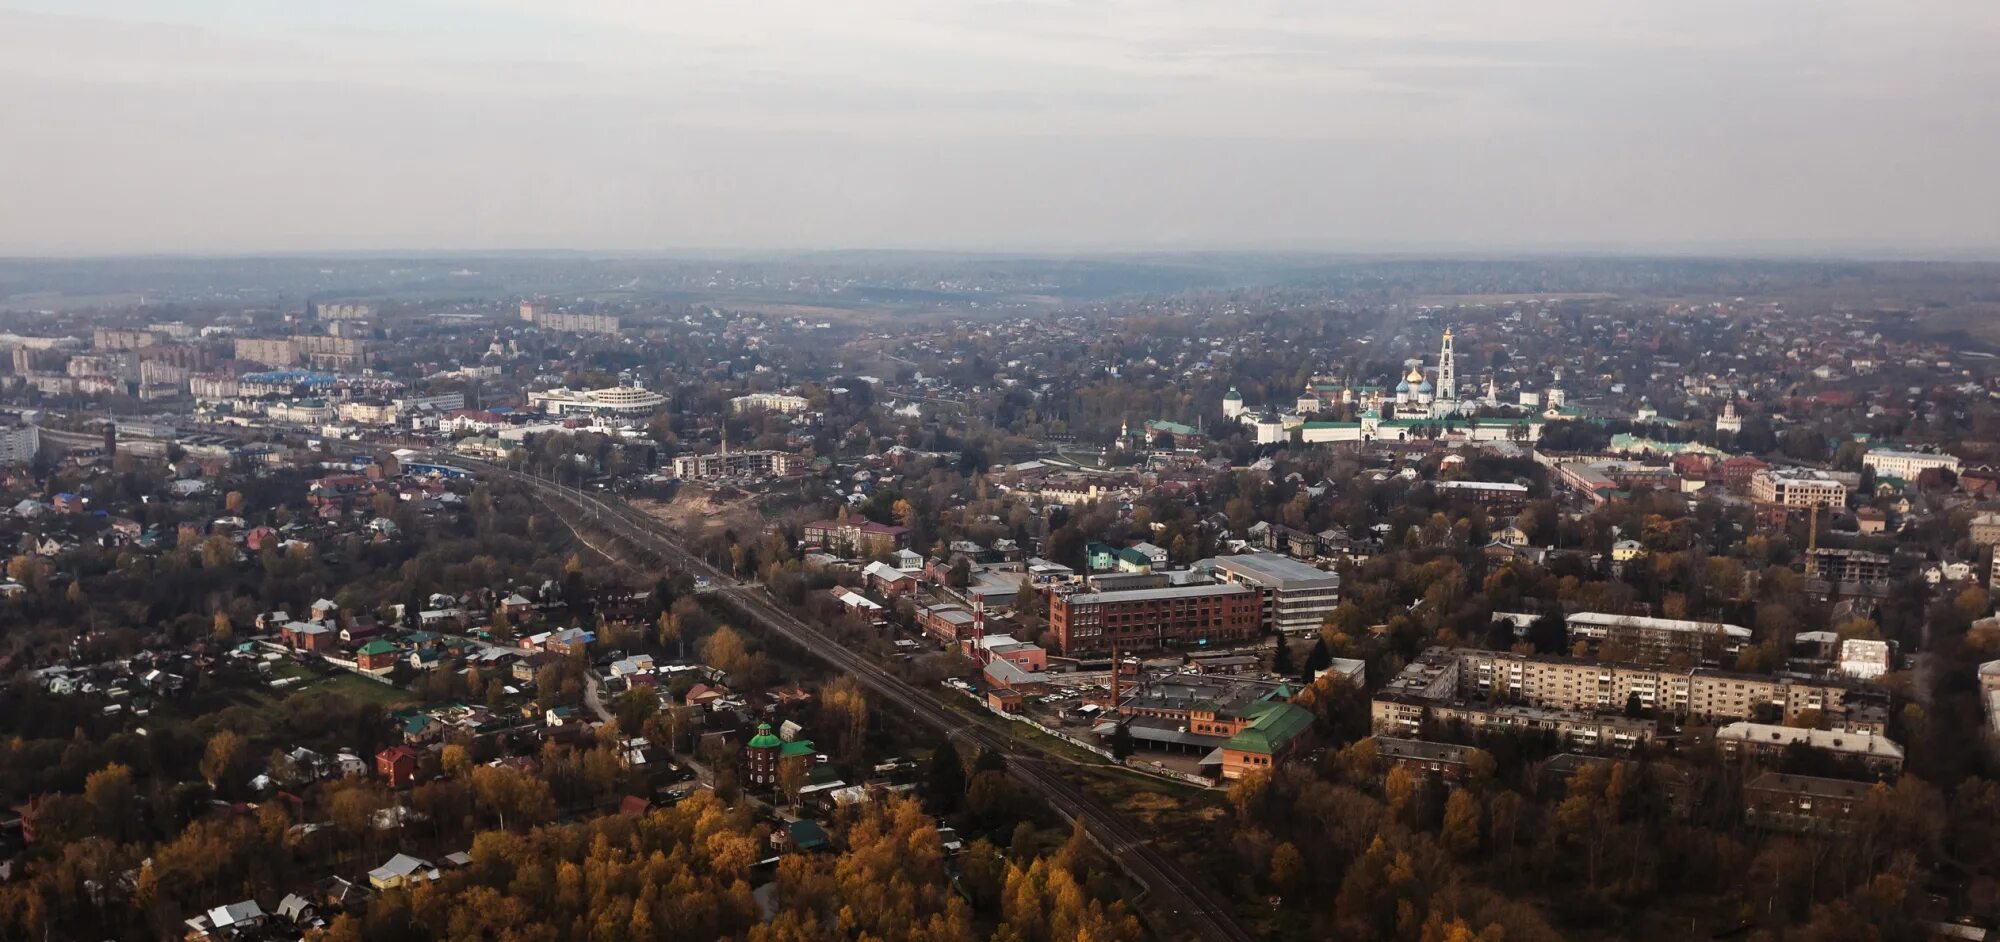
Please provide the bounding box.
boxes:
[478,462,1255,942]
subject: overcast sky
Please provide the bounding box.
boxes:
[2,0,1997,256]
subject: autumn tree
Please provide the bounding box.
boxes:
[471,764,556,830]
[1441,789,1482,858]
[817,676,870,761]
[1270,841,1305,896]
[200,730,248,793]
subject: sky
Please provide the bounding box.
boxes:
[1,1,1998,256]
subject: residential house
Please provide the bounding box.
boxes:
[281,621,336,653]
[831,587,887,624]
[366,854,438,891]
[356,640,400,673]
[864,561,916,598]
[184,900,266,939]
[376,745,423,787]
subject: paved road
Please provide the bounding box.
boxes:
[472,461,1254,942]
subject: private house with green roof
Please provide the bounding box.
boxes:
[356,639,401,674]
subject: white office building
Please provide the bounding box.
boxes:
[1199,552,1342,637]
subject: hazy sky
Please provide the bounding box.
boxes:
[2,1,1998,255]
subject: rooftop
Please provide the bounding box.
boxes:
[1063,582,1254,607]
[1201,552,1341,588]
[1374,736,1480,765]
[1567,611,1752,641]
[1745,771,1880,800]
[1717,722,1905,760]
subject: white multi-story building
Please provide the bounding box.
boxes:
[1200,552,1342,637]
[0,424,40,465]
[730,392,810,415]
[1838,638,1892,680]
[267,400,338,425]
[1750,468,1850,508]
[528,384,666,418]
[188,374,241,399]
[1862,448,1960,480]
[535,311,620,335]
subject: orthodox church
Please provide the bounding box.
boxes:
[1226,328,1548,445]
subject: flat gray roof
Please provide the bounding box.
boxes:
[1201,552,1340,588]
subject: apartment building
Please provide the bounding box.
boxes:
[136,343,209,371]
[233,338,299,367]
[1566,612,1751,666]
[532,311,621,335]
[1373,736,1489,785]
[1717,722,1904,777]
[1200,552,1342,637]
[1972,513,2000,548]
[1370,694,1656,751]
[731,392,811,415]
[1743,772,1875,835]
[1750,468,1849,508]
[313,302,374,320]
[0,424,40,465]
[1048,582,1260,656]
[1451,647,1848,724]
[291,335,372,370]
[672,450,804,480]
[91,328,162,351]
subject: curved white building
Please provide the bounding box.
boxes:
[529,384,667,417]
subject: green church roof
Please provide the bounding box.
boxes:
[779,740,817,759]
[747,723,782,749]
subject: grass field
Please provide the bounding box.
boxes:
[294,671,420,708]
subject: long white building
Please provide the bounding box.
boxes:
[1862,448,1960,480]
[528,385,666,417]
[731,392,810,415]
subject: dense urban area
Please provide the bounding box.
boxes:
[2,254,2000,942]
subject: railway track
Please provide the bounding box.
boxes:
[481,464,1254,942]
